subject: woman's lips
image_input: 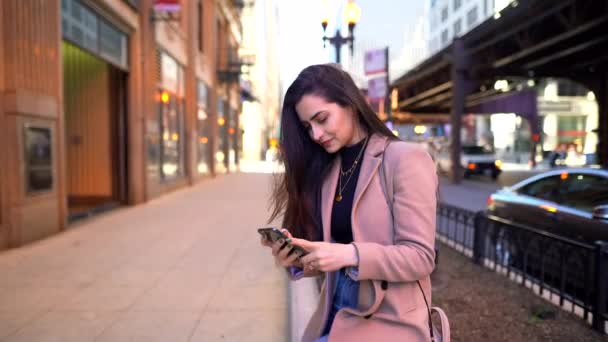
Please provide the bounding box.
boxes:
[321,138,333,147]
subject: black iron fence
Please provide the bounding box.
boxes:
[436,203,476,257]
[436,203,608,334]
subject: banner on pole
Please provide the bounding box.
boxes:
[154,0,180,12]
[367,76,388,100]
[364,48,387,75]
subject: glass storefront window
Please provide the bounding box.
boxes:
[228,107,237,172]
[159,91,185,180]
[147,51,186,182]
[216,99,228,174]
[197,81,211,175]
[146,118,161,182]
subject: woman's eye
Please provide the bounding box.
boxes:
[318,116,327,123]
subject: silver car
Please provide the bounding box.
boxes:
[487,168,608,243]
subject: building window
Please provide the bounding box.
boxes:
[216,98,228,174]
[24,125,54,194]
[158,90,185,180]
[453,18,462,36]
[62,0,128,69]
[467,6,478,27]
[197,81,211,175]
[197,1,203,53]
[441,29,449,46]
[454,0,462,11]
[156,52,186,181]
[558,81,588,97]
[430,12,436,30]
[441,6,448,22]
[216,18,225,69]
[228,107,238,171]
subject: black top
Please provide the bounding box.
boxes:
[331,138,368,244]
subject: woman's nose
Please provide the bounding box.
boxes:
[311,126,323,142]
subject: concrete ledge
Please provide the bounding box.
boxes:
[288,277,319,342]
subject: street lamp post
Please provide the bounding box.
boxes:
[321,0,361,65]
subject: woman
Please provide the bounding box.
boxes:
[262,64,437,341]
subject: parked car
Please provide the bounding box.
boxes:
[436,145,502,180]
[487,168,608,243]
[486,168,608,299]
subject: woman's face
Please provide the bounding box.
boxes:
[295,94,364,153]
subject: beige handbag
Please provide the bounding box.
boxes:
[380,140,451,342]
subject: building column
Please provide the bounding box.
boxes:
[126,0,146,205]
[597,73,608,167]
[450,38,466,184]
[0,0,64,248]
[185,0,198,184]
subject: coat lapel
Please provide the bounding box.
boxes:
[321,155,341,242]
[352,134,388,220]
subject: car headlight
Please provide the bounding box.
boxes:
[494,160,502,168]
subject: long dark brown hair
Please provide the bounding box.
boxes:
[268,64,398,240]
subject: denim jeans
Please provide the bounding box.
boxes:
[315,268,360,341]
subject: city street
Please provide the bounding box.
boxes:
[437,166,548,212]
[438,176,500,211]
[0,173,287,342]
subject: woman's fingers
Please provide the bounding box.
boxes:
[300,253,315,266]
[283,251,300,267]
[267,233,311,268]
[260,235,272,247]
[290,238,317,252]
[277,239,296,266]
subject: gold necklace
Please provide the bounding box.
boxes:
[335,136,369,202]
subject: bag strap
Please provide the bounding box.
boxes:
[379,141,394,210]
[379,141,435,341]
[431,307,451,342]
[417,280,436,341]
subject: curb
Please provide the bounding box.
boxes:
[288,277,319,342]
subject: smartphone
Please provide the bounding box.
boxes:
[257,227,286,243]
[257,227,309,258]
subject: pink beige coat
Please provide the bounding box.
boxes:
[293,134,438,342]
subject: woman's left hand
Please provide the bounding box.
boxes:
[290,238,358,273]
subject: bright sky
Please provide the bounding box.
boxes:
[277,0,427,93]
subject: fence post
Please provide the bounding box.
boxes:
[592,240,608,332]
[473,211,486,265]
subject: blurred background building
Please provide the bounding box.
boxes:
[428,0,512,55]
[239,0,281,165]
[390,0,600,168]
[0,0,255,250]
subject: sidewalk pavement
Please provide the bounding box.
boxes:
[0,172,289,342]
